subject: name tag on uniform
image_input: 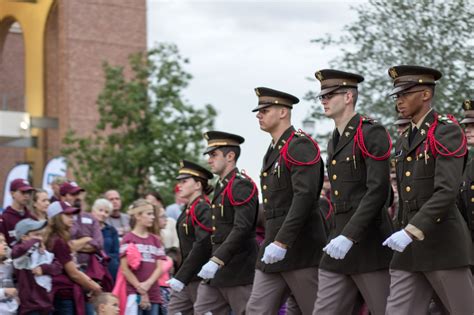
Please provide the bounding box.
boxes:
[81,217,93,224]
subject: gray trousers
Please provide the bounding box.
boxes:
[385,268,474,315]
[246,267,319,315]
[313,268,390,315]
[193,282,252,315]
[168,280,200,315]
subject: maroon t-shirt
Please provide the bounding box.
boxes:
[120,232,165,304]
[49,236,76,297]
[0,206,32,246]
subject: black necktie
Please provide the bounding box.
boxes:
[333,130,340,148]
[409,127,418,145]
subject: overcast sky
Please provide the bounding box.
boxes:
[147,0,363,184]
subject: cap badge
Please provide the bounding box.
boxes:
[255,88,260,96]
[465,100,472,110]
[179,160,184,168]
[204,133,209,140]
[389,67,398,79]
[315,71,324,81]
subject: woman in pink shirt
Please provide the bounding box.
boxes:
[120,199,165,315]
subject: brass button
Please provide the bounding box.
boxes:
[331,160,337,165]
[334,190,339,196]
[212,215,215,220]
[212,226,216,231]
[436,218,441,223]
[407,156,412,162]
[471,185,474,190]
[346,157,350,161]
[471,197,474,203]
[405,171,411,177]
[278,145,282,149]
[263,172,268,177]
[263,185,267,190]
[405,186,411,192]
[332,174,337,180]
[264,198,268,204]
[212,204,216,208]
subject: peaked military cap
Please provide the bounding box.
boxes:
[388,65,442,96]
[460,99,474,125]
[314,69,364,97]
[202,131,245,155]
[176,160,213,180]
[252,87,299,112]
[394,113,411,126]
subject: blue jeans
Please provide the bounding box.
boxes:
[53,298,75,315]
[138,303,160,315]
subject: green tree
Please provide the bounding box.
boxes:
[307,0,473,135]
[62,43,217,207]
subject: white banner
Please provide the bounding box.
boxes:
[2,164,30,210]
[42,156,67,198]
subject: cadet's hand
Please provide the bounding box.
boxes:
[261,242,287,264]
[323,235,354,260]
[382,229,413,252]
[166,278,185,292]
[197,261,219,279]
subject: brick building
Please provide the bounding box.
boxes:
[0,0,147,204]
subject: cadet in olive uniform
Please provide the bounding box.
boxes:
[246,88,327,315]
[194,131,259,315]
[383,66,473,314]
[457,99,474,270]
[167,160,213,315]
[312,70,393,315]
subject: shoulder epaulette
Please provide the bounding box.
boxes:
[361,115,377,124]
[294,130,304,137]
[437,114,453,124]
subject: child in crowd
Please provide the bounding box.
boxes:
[92,292,120,315]
[45,201,102,314]
[0,233,18,315]
[120,199,165,315]
[12,218,62,315]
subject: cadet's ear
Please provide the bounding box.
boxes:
[421,88,433,101]
[279,106,290,119]
[225,150,236,162]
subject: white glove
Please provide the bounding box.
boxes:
[166,278,185,292]
[323,235,354,260]
[197,261,219,279]
[261,242,287,264]
[382,229,413,252]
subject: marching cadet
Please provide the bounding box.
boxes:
[312,69,393,315]
[246,87,327,315]
[457,98,474,273]
[167,160,213,315]
[194,131,259,315]
[383,66,473,314]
